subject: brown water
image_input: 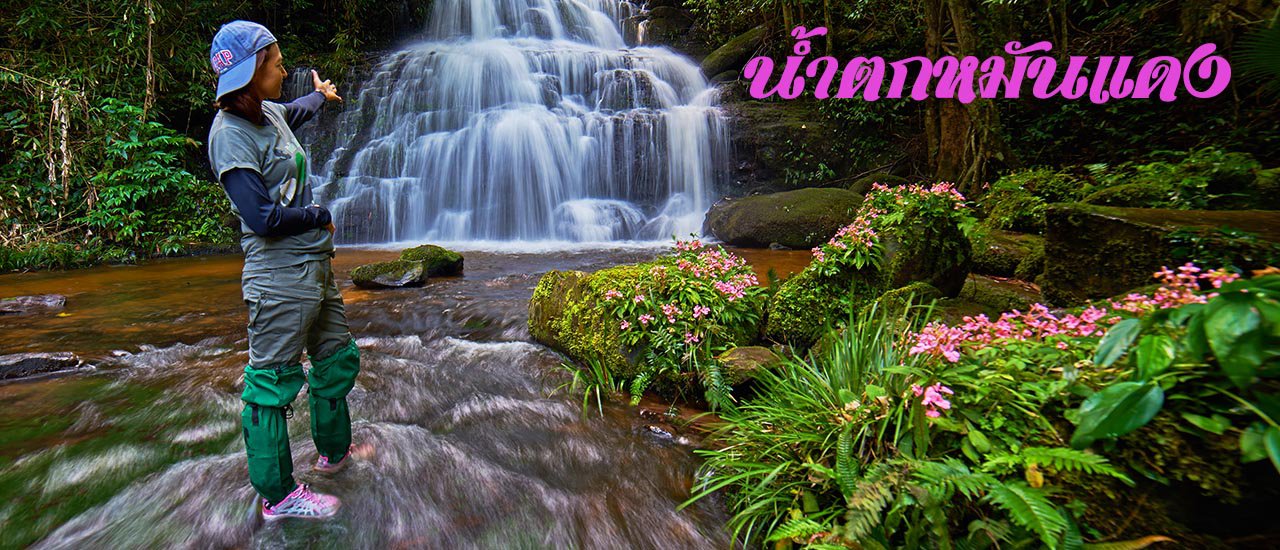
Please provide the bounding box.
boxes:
[0,243,810,549]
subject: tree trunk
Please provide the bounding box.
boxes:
[823,0,833,55]
[942,0,1016,193]
[142,0,155,121]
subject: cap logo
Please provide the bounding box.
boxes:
[211,49,235,73]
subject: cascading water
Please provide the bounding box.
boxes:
[306,0,731,245]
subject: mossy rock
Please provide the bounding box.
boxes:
[350,260,428,289]
[1013,239,1045,281]
[871,281,943,313]
[969,229,1044,278]
[716,346,784,386]
[1082,183,1171,208]
[528,266,642,379]
[881,215,973,298]
[1041,203,1280,306]
[399,244,463,276]
[1255,167,1280,210]
[848,172,908,196]
[704,187,863,249]
[979,168,1087,234]
[700,26,764,77]
[957,275,1040,313]
[764,268,882,349]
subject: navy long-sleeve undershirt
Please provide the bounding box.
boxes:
[220,91,331,238]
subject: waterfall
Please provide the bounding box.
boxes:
[304,0,731,245]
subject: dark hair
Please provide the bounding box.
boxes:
[213,48,270,125]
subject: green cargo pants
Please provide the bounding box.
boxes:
[240,257,360,505]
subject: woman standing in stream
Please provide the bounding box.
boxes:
[206,20,360,521]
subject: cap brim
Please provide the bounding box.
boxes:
[215,58,257,102]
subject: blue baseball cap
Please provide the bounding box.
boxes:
[209,20,277,102]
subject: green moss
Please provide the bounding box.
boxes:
[957,275,1039,313]
[979,168,1087,234]
[1254,167,1280,210]
[765,268,881,349]
[1082,182,1171,207]
[1013,238,1045,281]
[399,244,463,276]
[871,281,942,313]
[350,259,428,289]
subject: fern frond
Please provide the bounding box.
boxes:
[628,369,654,405]
[983,481,1068,549]
[842,471,895,541]
[1018,447,1134,486]
[914,459,994,500]
[836,423,858,498]
[768,517,828,542]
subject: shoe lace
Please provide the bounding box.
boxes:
[296,484,325,507]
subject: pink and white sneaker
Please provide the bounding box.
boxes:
[261,483,341,520]
[313,446,353,474]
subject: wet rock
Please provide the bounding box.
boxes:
[716,345,783,385]
[639,7,706,57]
[1041,203,1280,306]
[350,260,429,289]
[871,281,943,313]
[0,294,66,316]
[529,267,643,379]
[700,26,763,77]
[704,187,863,249]
[970,230,1044,278]
[0,352,84,380]
[719,88,853,196]
[399,244,464,277]
[1082,183,1170,208]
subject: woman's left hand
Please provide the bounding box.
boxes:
[312,69,343,102]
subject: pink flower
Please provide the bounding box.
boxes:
[684,332,701,345]
[619,320,631,330]
[604,289,623,300]
[633,294,646,304]
[692,305,711,319]
[638,314,654,325]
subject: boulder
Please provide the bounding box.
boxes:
[716,346,784,385]
[0,294,66,316]
[719,89,853,195]
[400,244,464,276]
[848,172,908,196]
[639,7,706,57]
[1082,183,1170,208]
[529,265,647,379]
[969,230,1044,278]
[957,275,1041,313]
[0,352,83,380]
[704,187,863,249]
[871,281,943,313]
[881,213,973,297]
[350,259,429,289]
[1255,168,1280,210]
[764,267,882,349]
[700,26,764,78]
[1041,203,1280,305]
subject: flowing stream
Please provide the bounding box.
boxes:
[0,246,812,548]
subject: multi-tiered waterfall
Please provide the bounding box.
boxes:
[308,0,731,245]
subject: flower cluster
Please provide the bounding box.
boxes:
[1110,263,1240,313]
[868,182,967,209]
[908,263,1233,363]
[911,383,954,418]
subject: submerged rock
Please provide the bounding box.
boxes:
[704,188,863,249]
[1041,203,1280,306]
[350,260,429,289]
[0,352,84,380]
[399,244,464,277]
[0,294,66,316]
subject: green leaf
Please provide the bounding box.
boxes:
[864,384,886,400]
[1241,423,1268,463]
[1134,334,1176,380]
[967,425,992,453]
[1070,382,1165,449]
[1180,412,1230,435]
[1266,426,1280,475]
[1094,319,1141,368]
[1205,294,1263,387]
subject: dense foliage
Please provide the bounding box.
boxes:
[0,0,431,270]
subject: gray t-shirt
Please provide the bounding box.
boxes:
[208,101,334,270]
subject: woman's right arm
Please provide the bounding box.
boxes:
[221,168,331,238]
